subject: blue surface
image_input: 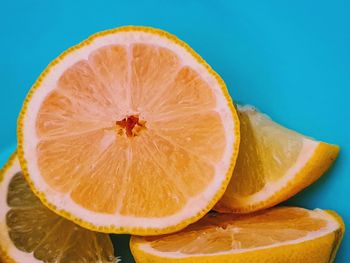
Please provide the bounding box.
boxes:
[0,0,349,262]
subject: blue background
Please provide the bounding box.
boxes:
[0,0,349,262]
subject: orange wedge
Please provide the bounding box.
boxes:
[215,105,339,213]
[17,26,240,235]
[0,153,116,263]
[130,207,344,263]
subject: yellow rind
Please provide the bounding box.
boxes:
[0,151,19,263]
[17,26,240,235]
[0,251,17,263]
[215,142,339,213]
[325,210,345,263]
[130,210,345,263]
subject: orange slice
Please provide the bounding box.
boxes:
[130,207,344,263]
[17,26,240,235]
[215,105,339,213]
[0,153,116,263]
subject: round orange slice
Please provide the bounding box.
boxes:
[130,207,344,263]
[17,26,240,235]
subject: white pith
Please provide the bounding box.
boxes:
[21,30,237,229]
[0,158,41,263]
[135,208,339,258]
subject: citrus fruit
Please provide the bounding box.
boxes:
[215,105,339,213]
[0,152,116,263]
[130,207,344,263]
[17,26,240,235]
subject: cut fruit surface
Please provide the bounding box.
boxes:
[0,153,116,263]
[215,105,339,213]
[130,207,344,263]
[17,26,239,235]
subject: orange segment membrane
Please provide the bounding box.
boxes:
[145,66,217,121]
[130,44,181,111]
[145,207,327,254]
[35,43,225,215]
[149,112,226,162]
[120,133,215,217]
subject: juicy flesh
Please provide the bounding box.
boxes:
[226,107,303,196]
[145,207,327,254]
[6,172,115,262]
[36,44,226,216]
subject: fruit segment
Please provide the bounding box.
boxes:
[215,106,339,213]
[144,208,328,253]
[131,207,344,263]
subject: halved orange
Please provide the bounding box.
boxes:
[17,26,240,235]
[0,153,116,263]
[130,207,344,263]
[215,105,339,213]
